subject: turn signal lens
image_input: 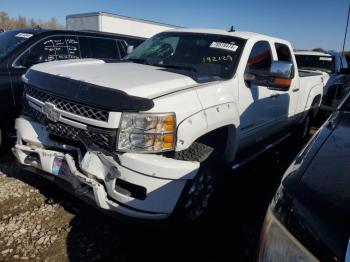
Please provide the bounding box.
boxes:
[274,78,292,86]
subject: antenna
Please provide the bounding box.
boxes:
[342,4,350,56]
[228,26,235,32]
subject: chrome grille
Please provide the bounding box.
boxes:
[23,99,47,124]
[22,92,116,150]
[24,85,109,122]
[46,122,114,149]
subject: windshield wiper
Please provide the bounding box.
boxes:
[156,63,199,73]
[125,58,149,65]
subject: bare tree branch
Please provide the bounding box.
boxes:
[0,11,63,31]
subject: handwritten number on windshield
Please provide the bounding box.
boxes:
[202,55,233,63]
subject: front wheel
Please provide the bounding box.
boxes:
[172,142,226,221]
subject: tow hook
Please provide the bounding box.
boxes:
[106,166,120,181]
[75,184,91,196]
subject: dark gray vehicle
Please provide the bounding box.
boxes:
[0,28,144,146]
[295,50,349,105]
[259,91,350,261]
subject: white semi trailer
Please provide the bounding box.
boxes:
[66,12,181,39]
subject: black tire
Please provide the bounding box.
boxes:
[0,126,11,151]
[171,142,226,221]
[294,113,312,143]
[0,127,3,148]
[0,127,7,151]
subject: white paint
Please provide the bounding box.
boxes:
[66,12,178,38]
[30,61,198,99]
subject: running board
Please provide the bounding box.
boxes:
[231,132,291,171]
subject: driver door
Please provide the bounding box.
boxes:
[239,41,276,148]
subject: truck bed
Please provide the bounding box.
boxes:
[299,70,323,77]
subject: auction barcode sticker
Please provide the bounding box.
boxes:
[319,57,332,61]
[210,42,238,52]
[15,33,33,39]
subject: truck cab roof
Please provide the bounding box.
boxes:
[166,28,291,44]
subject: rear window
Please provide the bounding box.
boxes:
[79,37,119,59]
[295,55,334,74]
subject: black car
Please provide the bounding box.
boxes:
[0,28,144,146]
[258,92,350,261]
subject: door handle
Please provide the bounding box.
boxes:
[292,88,300,92]
[270,93,280,98]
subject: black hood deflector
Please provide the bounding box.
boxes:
[24,69,154,112]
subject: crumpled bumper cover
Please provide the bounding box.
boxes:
[13,117,200,220]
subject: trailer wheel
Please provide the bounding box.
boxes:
[173,142,226,221]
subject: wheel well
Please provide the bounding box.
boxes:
[195,126,231,154]
[313,95,321,106]
[168,125,236,162]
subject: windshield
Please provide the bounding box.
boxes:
[295,55,335,74]
[0,31,33,59]
[126,32,246,79]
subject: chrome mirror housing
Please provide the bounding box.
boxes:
[270,61,294,79]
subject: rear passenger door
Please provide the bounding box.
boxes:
[79,36,121,60]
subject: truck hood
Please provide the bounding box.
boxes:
[29,59,202,99]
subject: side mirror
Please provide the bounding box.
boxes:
[245,61,294,91]
[340,68,350,75]
[20,53,44,68]
[270,61,294,79]
[127,45,134,54]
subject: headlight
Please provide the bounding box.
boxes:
[259,209,318,262]
[117,112,176,153]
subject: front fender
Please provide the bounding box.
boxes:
[176,102,240,158]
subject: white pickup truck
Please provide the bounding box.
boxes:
[13,29,324,221]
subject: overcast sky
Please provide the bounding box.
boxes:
[1,0,350,51]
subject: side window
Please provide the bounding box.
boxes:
[116,40,128,58]
[275,43,294,78]
[275,43,292,62]
[28,35,80,62]
[246,41,272,73]
[79,37,119,59]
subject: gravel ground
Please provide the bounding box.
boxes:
[0,118,325,262]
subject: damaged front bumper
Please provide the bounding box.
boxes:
[13,117,200,220]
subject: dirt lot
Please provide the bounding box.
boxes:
[0,124,322,262]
